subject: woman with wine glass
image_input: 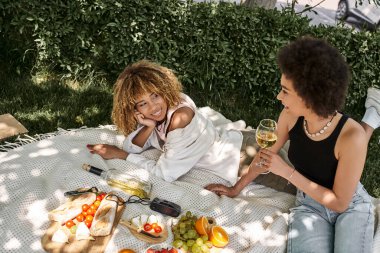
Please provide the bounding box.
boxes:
[206,36,375,252]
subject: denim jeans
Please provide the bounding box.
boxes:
[287,183,374,253]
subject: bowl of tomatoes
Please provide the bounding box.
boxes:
[145,243,181,253]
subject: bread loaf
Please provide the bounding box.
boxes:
[90,194,117,236]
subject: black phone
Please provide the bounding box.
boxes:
[149,197,181,217]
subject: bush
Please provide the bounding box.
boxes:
[2,1,380,122]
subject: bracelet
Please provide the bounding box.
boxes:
[287,168,296,185]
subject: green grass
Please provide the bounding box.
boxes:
[1,70,379,198]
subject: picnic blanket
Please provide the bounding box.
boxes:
[1,107,379,253]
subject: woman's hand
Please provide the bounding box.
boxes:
[250,153,273,174]
[134,111,157,128]
[86,144,128,160]
[258,149,289,178]
[204,184,239,198]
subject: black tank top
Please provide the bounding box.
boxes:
[288,114,349,189]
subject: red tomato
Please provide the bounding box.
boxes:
[76,213,85,222]
[82,211,88,217]
[96,195,103,201]
[84,220,92,228]
[168,249,178,253]
[143,223,152,232]
[146,250,155,253]
[161,249,168,253]
[90,204,97,210]
[65,220,75,228]
[85,215,94,222]
[82,204,90,211]
[153,225,162,233]
[87,208,95,215]
[99,192,107,199]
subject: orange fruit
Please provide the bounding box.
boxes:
[195,216,210,235]
[209,225,229,248]
[118,249,136,253]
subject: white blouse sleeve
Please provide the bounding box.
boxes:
[126,114,216,182]
[122,126,153,153]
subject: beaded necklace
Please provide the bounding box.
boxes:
[303,111,337,138]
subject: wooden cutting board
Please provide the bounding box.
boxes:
[41,202,125,253]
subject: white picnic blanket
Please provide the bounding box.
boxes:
[0,107,379,253]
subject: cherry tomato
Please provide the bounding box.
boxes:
[161,249,168,253]
[87,208,95,215]
[76,213,85,222]
[82,211,88,217]
[65,220,75,228]
[168,249,178,253]
[84,220,92,228]
[146,250,155,253]
[143,223,152,231]
[96,195,103,201]
[151,223,158,229]
[90,204,97,210]
[99,192,107,199]
[153,225,162,233]
[82,204,90,212]
[94,200,101,208]
[85,215,94,222]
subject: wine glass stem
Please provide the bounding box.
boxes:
[255,148,270,174]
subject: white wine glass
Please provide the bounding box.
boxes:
[255,119,278,173]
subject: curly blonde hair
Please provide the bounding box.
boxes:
[112,60,183,136]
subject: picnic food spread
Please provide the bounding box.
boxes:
[44,187,229,253]
[43,163,230,253]
[42,188,125,253]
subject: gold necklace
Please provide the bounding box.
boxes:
[303,111,337,138]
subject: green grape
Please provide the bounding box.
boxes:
[69,225,77,234]
[181,244,189,252]
[201,244,209,252]
[196,237,204,246]
[187,239,195,247]
[179,222,186,229]
[192,244,201,253]
[186,211,192,218]
[205,241,213,248]
[188,229,197,239]
[201,234,209,242]
[180,227,186,235]
[173,239,184,248]
[183,233,189,239]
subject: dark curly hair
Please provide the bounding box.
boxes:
[277,36,350,118]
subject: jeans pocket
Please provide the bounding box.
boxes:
[348,185,373,210]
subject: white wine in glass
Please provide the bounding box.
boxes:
[255,119,278,171]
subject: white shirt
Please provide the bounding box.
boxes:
[123,93,243,184]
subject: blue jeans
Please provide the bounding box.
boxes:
[287,183,374,253]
